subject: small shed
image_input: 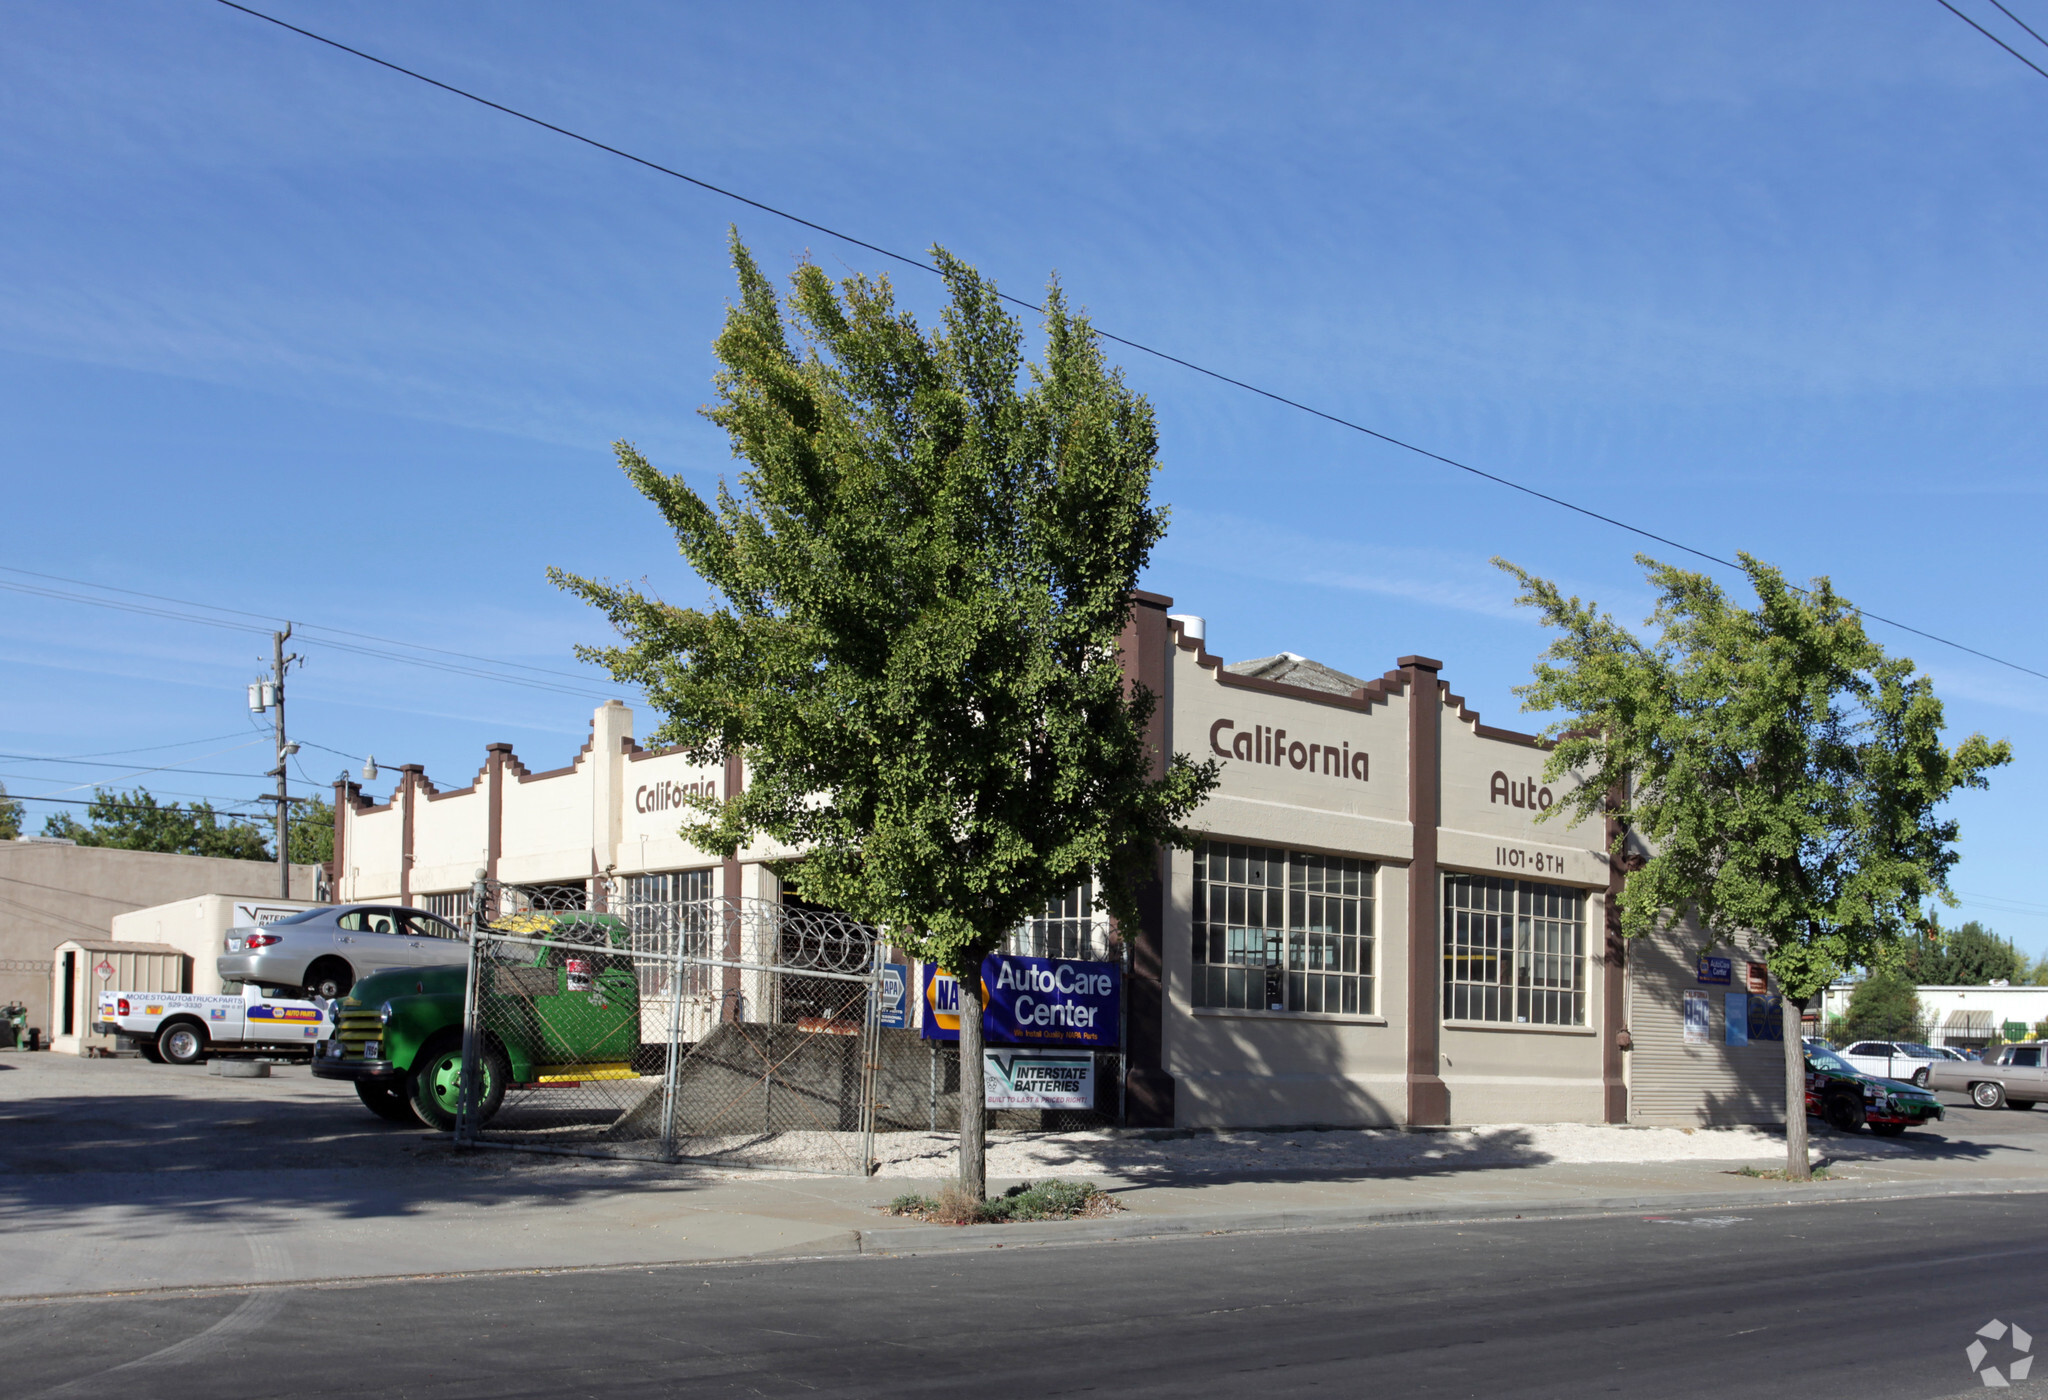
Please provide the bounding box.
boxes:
[49,939,189,1056]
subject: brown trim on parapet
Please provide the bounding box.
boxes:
[627,741,693,763]
[425,780,477,802]
[1170,616,1409,715]
[1439,681,1547,750]
[516,762,580,783]
[1403,659,1451,1128]
[1121,592,1176,1129]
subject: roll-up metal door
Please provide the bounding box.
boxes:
[1628,923,1783,1125]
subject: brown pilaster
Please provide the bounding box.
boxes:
[1120,589,1176,1128]
[1401,656,1450,1127]
[721,751,745,1023]
[485,743,510,886]
[398,764,422,904]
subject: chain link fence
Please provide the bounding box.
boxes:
[454,880,883,1175]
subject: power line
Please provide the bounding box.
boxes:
[1988,0,2048,51]
[12,730,257,762]
[19,738,271,802]
[212,0,2048,687]
[0,564,621,688]
[0,567,630,701]
[0,752,278,780]
[8,791,282,816]
[1935,0,2048,80]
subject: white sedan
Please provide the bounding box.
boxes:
[1838,1040,1953,1087]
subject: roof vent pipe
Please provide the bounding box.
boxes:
[1168,614,1206,645]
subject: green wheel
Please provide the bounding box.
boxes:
[407,1035,508,1132]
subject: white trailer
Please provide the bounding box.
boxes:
[94,983,331,1065]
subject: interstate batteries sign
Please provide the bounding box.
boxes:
[921,954,1120,1048]
[984,1050,1095,1109]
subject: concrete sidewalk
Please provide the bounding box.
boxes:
[6,1050,2046,1301]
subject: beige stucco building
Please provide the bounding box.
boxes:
[0,839,320,1041]
[331,590,1776,1130]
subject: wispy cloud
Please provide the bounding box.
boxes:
[1158,510,1530,620]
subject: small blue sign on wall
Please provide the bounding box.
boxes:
[878,964,907,1030]
[1696,956,1732,985]
[1724,992,1749,1046]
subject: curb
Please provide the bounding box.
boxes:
[848,1175,2048,1255]
[8,1176,2043,1305]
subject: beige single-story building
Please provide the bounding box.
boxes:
[0,838,320,1041]
[329,590,1780,1129]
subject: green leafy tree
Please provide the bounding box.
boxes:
[41,787,272,861]
[555,235,1217,1198]
[288,795,334,866]
[1499,552,2010,1179]
[0,781,21,841]
[1900,917,2021,986]
[1838,971,1922,1042]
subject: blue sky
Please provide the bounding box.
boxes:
[4,2,2046,950]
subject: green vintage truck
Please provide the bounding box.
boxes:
[313,911,640,1130]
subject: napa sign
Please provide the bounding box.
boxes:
[921,954,1120,1048]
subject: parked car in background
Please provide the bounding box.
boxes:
[1838,1040,1948,1088]
[1804,1044,1945,1136]
[216,903,466,1000]
[1925,1042,2048,1109]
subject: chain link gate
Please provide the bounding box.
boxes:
[453,879,885,1175]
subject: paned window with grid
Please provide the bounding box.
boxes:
[420,890,471,924]
[1006,882,1107,961]
[1192,842,1374,1013]
[1441,874,1586,1026]
[618,868,718,966]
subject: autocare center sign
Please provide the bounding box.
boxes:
[920,954,1120,1049]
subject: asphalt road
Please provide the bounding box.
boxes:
[9,1192,2048,1400]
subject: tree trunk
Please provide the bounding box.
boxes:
[957,977,987,1201]
[1784,994,1810,1180]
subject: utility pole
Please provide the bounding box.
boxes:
[257,626,301,898]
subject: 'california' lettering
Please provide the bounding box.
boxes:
[1208,718,1367,782]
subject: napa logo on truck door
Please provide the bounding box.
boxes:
[247,1005,323,1023]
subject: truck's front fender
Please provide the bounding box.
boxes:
[378,992,464,1073]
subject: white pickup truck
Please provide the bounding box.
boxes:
[95,983,332,1065]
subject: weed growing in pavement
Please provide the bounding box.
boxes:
[1729,1165,1836,1181]
[884,1180,1122,1224]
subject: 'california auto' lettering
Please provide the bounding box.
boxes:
[635,779,718,814]
[1490,770,1553,811]
[1209,718,1368,782]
